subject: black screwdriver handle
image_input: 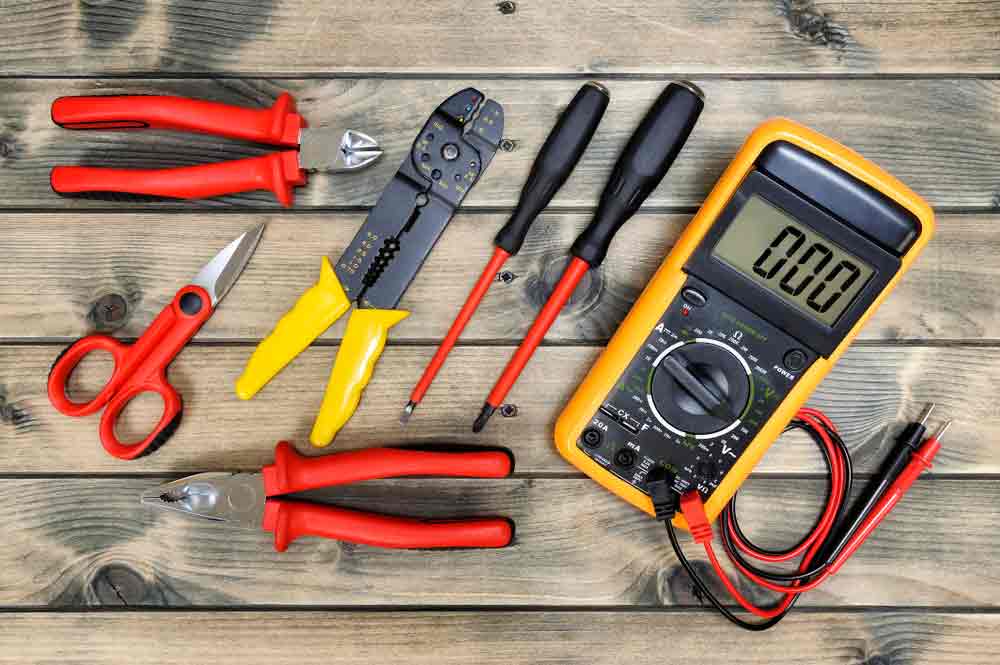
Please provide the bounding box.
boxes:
[495,82,611,255]
[571,81,704,267]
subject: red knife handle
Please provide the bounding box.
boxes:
[263,499,515,551]
[262,441,514,496]
[50,152,306,207]
[51,92,305,146]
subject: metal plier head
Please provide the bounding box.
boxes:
[334,88,505,310]
[141,472,267,529]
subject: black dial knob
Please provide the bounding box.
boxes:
[648,339,751,436]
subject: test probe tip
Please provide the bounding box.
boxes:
[932,420,952,442]
[399,402,416,425]
[918,402,936,425]
[472,404,495,433]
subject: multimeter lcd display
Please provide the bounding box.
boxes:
[713,195,875,326]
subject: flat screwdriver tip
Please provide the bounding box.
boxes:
[400,402,416,426]
[472,403,496,433]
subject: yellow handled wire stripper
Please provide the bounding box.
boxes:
[236,89,504,446]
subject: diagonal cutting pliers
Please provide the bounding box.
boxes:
[141,441,515,551]
[50,92,382,206]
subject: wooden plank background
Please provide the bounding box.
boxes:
[1,0,998,662]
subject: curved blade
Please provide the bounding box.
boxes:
[192,223,266,307]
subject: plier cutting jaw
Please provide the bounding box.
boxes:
[141,442,515,551]
[49,92,382,206]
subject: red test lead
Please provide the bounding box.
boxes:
[472,81,705,432]
[402,82,611,424]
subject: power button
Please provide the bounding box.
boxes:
[681,287,708,308]
[783,349,808,372]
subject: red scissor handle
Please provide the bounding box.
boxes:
[51,92,305,146]
[47,284,215,459]
[261,441,514,496]
[263,500,514,551]
[50,152,307,207]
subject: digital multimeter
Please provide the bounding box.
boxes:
[555,118,935,526]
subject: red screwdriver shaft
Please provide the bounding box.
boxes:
[402,247,511,422]
[473,257,591,431]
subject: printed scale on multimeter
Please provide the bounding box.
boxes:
[556,118,934,523]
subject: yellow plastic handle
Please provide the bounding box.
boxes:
[310,308,409,447]
[235,256,351,400]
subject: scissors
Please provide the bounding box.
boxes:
[47,224,266,460]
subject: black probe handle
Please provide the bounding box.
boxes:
[571,81,704,267]
[494,82,611,255]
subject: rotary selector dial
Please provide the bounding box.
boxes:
[647,338,752,438]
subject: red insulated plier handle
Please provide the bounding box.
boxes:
[50,92,309,206]
[259,442,516,551]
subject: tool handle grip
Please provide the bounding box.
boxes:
[310,308,409,447]
[47,334,131,417]
[262,441,514,495]
[235,257,351,400]
[263,499,514,551]
[572,81,703,267]
[495,82,609,255]
[98,380,183,460]
[51,92,305,146]
[51,152,306,206]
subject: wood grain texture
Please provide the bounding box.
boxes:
[0,212,991,343]
[0,344,992,474]
[3,1,1000,75]
[3,610,998,664]
[1,476,996,607]
[2,78,999,209]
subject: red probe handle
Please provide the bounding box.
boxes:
[262,499,514,551]
[827,436,941,575]
[51,92,305,146]
[51,152,306,207]
[47,285,214,460]
[261,441,514,496]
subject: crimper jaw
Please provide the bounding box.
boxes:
[141,472,266,529]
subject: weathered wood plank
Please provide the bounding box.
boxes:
[3,610,997,664]
[2,79,998,208]
[0,213,991,342]
[3,1,1000,75]
[0,345,989,474]
[1,476,995,607]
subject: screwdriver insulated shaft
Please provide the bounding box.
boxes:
[403,247,511,423]
[473,257,592,432]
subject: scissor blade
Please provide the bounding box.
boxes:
[192,223,266,307]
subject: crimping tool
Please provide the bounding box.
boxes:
[235,88,504,446]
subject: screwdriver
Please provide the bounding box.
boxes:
[401,82,611,424]
[472,81,705,433]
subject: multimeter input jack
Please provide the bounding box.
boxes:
[613,448,636,468]
[581,427,603,448]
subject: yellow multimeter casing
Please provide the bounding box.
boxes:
[555,118,934,529]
